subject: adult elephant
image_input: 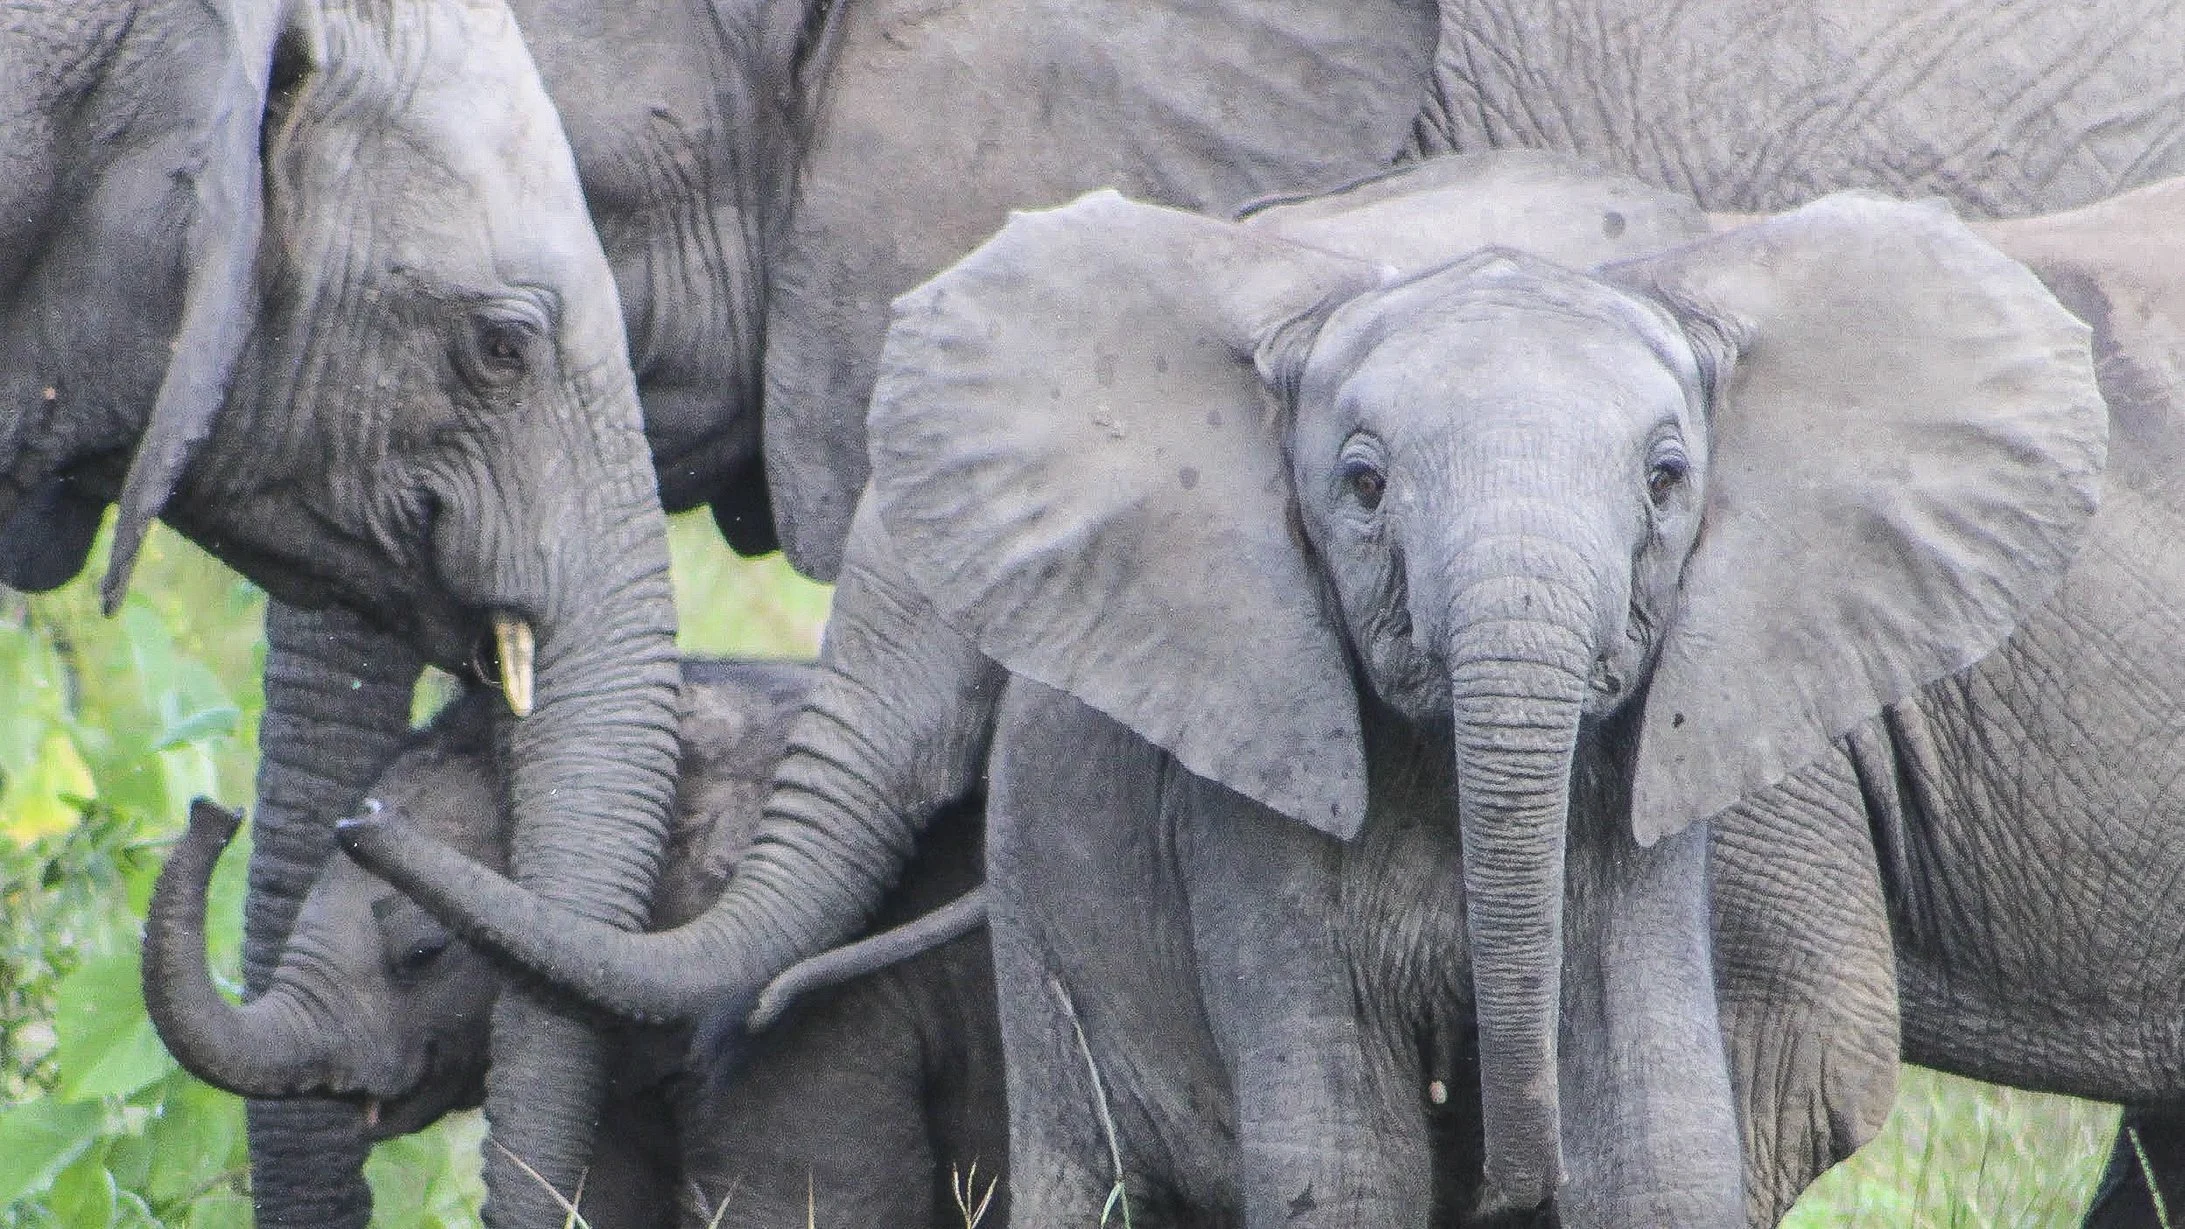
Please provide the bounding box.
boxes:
[0,1,683,1224]
[143,660,1003,1228]
[338,154,2094,1223]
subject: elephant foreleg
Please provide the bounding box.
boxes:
[245,600,422,1228]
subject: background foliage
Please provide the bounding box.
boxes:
[0,509,2130,1226]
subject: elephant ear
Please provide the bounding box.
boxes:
[97,0,285,613]
[0,476,108,593]
[1613,194,2107,845]
[1244,150,1711,274]
[869,191,1384,838]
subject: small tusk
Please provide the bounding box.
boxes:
[364,1099,381,1130]
[493,615,535,717]
[1427,1080,1448,1106]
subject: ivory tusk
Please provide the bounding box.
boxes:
[493,615,535,717]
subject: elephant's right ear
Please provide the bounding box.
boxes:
[98,0,287,613]
[869,192,1384,838]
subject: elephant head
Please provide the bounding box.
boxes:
[2,0,684,1217]
[335,153,2106,1214]
[143,664,809,1132]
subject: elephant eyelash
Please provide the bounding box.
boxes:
[1646,454,1688,506]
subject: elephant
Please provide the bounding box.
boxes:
[334,152,2108,1224]
[0,1,686,1222]
[142,659,1005,1228]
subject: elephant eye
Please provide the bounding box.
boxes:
[393,931,450,979]
[474,319,530,378]
[1647,455,1688,507]
[455,306,545,391]
[1343,459,1386,510]
[378,896,454,980]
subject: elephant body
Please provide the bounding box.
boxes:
[145,659,1005,1228]
[1418,0,2185,218]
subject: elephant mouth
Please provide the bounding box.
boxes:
[360,1041,480,1141]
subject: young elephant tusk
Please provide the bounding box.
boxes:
[493,615,535,717]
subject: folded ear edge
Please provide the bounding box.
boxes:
[100,2,282,613]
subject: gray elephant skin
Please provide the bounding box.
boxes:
[254,1,2185,1218]
[87,0,2179,1218]
[335,153,2091,1224]
[0,2,688,1223]
[514,0,2185,587]
[144,660,1004,1227]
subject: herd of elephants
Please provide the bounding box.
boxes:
[16,0,2185,1224]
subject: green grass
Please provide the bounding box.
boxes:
[1785,1067,2121,1227]
[0,511,2135,1226]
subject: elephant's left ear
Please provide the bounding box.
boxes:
[98,0,286,612]
[1613,194,2108,845]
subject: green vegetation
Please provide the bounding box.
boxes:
[0,508,2132,1226]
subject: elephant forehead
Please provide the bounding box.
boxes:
[1307,251,1699,419]
[290,1,607,306]
[1326,305,1693,437]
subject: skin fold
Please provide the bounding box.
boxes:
[0,2,683,1223]
[144,661,1005,1228]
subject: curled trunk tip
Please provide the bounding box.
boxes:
[144,799,342,1098]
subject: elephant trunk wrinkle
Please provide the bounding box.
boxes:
[1444,613,1594,1218]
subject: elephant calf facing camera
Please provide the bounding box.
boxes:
[143,659,1004,1228]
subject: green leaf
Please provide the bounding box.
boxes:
[152,708,239,753]
[44,1153,118,1228]
[0,1098,103,1207]
[2,731,95,847]
[54,951,176,1102]
[183,1192,253,1229]
[141,1076,246,1206]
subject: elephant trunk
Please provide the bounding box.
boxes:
[242,602,420,1229]
[340,522,996,1028]
[1438,547,1603,1217]
[465,454,685,1225]
[144,802,351,1099]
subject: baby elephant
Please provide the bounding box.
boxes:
[142,659,1004,1228]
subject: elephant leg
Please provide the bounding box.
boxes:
[2085,1106,2185,1228]
[986,682,1237,1228]
[1555,762,1743,1227]
[1183,773,1432,1229]
[245,601,423,1228]
[683,973,936,1227]
[1711,741,1900,1224]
